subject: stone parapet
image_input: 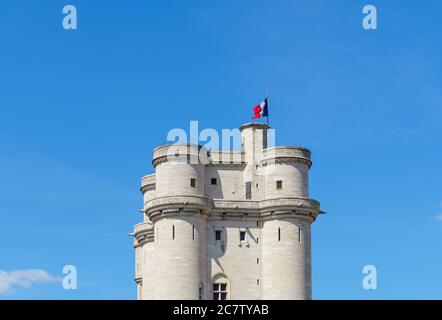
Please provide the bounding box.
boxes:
[134,221,154,245]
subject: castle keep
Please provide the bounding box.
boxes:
[133,123,321,300]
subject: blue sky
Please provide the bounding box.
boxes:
[0,0,441,299]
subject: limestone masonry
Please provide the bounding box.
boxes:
[133,123,321,300]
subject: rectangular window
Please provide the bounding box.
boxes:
[211,178,217,185]
[215,230,222,241]
[245,181,252,199]
[213,283,227,300]
[199,286,203,300]
[263,129,268,149]
[276,180,282,189]
[239,231,246,241]
[190,178,196,188]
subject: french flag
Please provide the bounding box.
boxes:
[252,97,269,119]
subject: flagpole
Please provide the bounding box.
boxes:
[267,96,270,126]
[265,90,270,127]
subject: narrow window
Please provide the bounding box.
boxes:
[256,237,259,243]
[239,231,246,241]
[172,225,175,240]
[192,225,195,240]
[245,181,252,199]
[256,221,259,227]
[257,279,260,285]
[263,129,268,149]
[278,227,281,242]
[199,284,203,300]
[215,230,222,241]
[190,178,196,188]
[257,258,260,264]
[298,227,301,243]
[211,178,217,185]
[276,180,282,189]
[213,283,227,300]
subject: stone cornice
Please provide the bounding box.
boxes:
[134,222,154,245]
[239,123,270,131]
[261,157,312,168]
[140,183,156,193]
[152,154,211,168]
[151,155,168,168]
[144,196,320,222]
[148,208,207,222]
[209,210,315,223]
[152,154,247,168]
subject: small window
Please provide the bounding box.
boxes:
[276,180,282,189]
[245,182,252,199]
[278,227,281,242]
[172,225,175,240]
[239,231,246,241]
[199,284,204,300]
[190,178,196,188]
[215,230,222,241]
[213,283,227,300]
[211,178,217,185]
[263,129,268,149]
[192,225,195,240]
[257,258,260,264]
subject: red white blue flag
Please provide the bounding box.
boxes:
[252,98,269,119]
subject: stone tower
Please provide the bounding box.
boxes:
[133,123,321,300]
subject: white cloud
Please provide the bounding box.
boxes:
[434,214,442,222]
[0,269,59,294]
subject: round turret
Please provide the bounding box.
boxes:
[152,144,208,198]
[262,218,311,299]
[262,146,312,199]
[141,173,156,207]
[142,143,209,299]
